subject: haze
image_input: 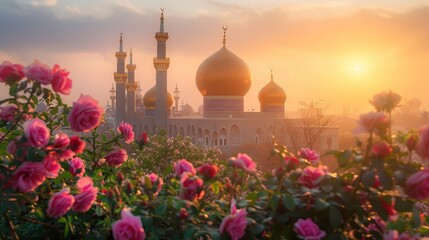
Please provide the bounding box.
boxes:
[0,0,428,114]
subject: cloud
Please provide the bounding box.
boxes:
[65,6,83,15]
[115,0,143,15]
[31,0,57,7]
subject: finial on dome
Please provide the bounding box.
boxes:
[222,25,228,46]
[129,49,133,64]
[270,68,274,82]
[119,32,123,52]
[160,8,165,32]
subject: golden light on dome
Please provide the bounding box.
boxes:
[143,86,174,109]
[258,70,286,107]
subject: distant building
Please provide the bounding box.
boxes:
[107,10,338,155]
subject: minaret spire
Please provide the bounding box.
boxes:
[160,8,165,33]
[222,25,228,46]
[119,32,123,52]
[270,68,274,82]
[129,49,133,64]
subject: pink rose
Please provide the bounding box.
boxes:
[0,61,25,83]
[383,230,419,240]
[179,173,204,201]
[52,64,72,95]
[68,94,103,132]
[52,132,70,150]
[284,155,299,170]
[416,125,429,163]
[69,157,86,178]
[141,173,163,196]
[13,161,46,193]
[0,105,18,122]
[298,148,320,164]
[43,154,61,178]
[219,199,247,240]
[174,159,197,177]
[405,169,429,200]
[294,218,326,240]
[117,121,135,144]
[73,177,98,212]
[69,135,86,154]
[370,91,401,112]
[197,164,219,179]
[23,118,50,148]
[298,166,327,189]
[112,207,146,240]
[47,188,75,218]
[24,60,53,85]
[105,149,128,167]
[372,141,392,159]
[137,131,148,148]
[230,153,256,173]
[355,111,389,134]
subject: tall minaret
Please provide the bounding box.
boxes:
[109,83,116,111]
[173,84,180,114]
[154,8,170,130]
[126,49,137,115]
[114,33,127,125]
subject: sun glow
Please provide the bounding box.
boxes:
[353,64,362,73]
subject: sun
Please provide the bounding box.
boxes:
[353,64,362,73]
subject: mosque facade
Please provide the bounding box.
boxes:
[110,10,339,155]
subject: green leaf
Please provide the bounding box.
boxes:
[329,206,343,228]
[155,202,168,216]
[250,224,265,235]
[315,198,329,211]
[413,205,421,227]
[378,170,393,190]
[282,194,296,211]
[361,170,375,188]
[210,181,221,195]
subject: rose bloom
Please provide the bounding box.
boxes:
[13,161,46,193]
[23,118,50,148]
[370,91,401,112]
[69,135,86,154]
[179,173,204,201]
[219,199,247,240]
[52,132,70,150]
[112,207,146,240]
[117,121,135,144]
[141,173,163,196]
[69,157,86,178]
[405,169,429,200]
[197,163,219,179]
[298,166,327,189]
[355,111,389,134]
[294,218,326,240]
[47,188,75,218]
[0,61,25,83]
[372,141,392,159]
[68,94,103,132]
[52,64,72,95]
[105,149,128,167]
[73,177,98,212]
[0,105,18,122]
[298,148,320,164]
[230,153,256,173]
[284,155,299,170]
[383,230,419,240]
[43,154,61,178]
[174,159,196,177]
[415,125,429,163]
[24,60,53,85]
[137,131,148,146]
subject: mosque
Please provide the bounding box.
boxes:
[108,10,338,155]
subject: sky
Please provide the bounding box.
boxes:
[0,0,428,114]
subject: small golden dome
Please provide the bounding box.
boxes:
[258,77,286,107]
[196,46,251,96]
[143,85,173,109]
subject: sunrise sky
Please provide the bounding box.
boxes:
[0,0,428,114]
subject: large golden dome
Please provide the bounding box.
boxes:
[196,46,251,96]
[143,85,174,109]
[258,78,286,106]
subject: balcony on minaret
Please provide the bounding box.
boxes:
[115,51,127,59]
[126,82,138,91]
[155,32,169,41]
[153,58,170,71]
[114,72,128,83]
[126,64,136,71]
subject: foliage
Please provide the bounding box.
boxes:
[0,61,429,240]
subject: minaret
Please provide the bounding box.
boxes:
[126,49,137,115]
[154,8,170,130]
[173,84,180,114]
[109,83,116,111]
[114,32,128,125]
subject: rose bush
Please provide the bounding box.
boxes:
[0,60,428,239]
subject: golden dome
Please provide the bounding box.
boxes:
[143,85,174,109]
[196,46,251,96]
[258,77,286,106]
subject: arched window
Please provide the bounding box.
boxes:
[204,129,210,146]
[191,126,196,143]
[197,128,203,145]
[179,127,185,136]
[219,128,227,146]
[212,131,218,146]
[230,125,240,145]
[173,125,178,137]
